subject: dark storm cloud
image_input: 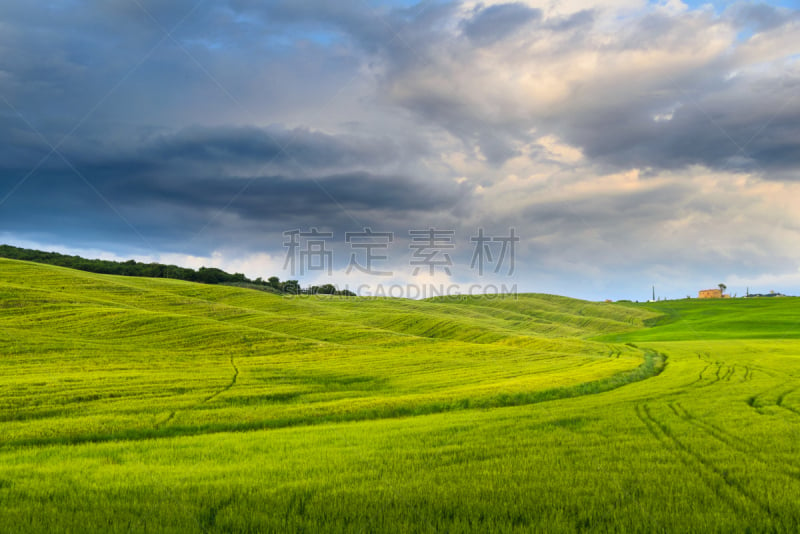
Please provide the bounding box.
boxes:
[3,0,798,181]
[116,171,459,222]
[0,123,466,250]
[0,0,463,254]
[564,76,800,174]
[128,126,409,173]
[0,120,423,184]
[0,168,466,254]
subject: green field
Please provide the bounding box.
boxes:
[1,258,799,532]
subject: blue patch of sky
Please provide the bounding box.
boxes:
[736,27,755,41]
[681,0,797,13]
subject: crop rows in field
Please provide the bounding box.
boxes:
[2,258,800,532]
[0,259,657,446]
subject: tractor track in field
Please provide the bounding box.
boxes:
[668,402,800,480]
[697,362,726,388]
[689,362,726,388]
[12,349,664,449]
[635,403,772,516]
[776,388,800,417]
[156,353,239,429]
[693,360,739,389]
[723,365,736,381]
[742,366,752,382]
[689,353,735,388]
[747,381,797,414]
[690,362,713,386]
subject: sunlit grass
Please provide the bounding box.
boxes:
[1,258,799,532]
[0,259,655,447]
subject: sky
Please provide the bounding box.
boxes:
[1,0,799,301]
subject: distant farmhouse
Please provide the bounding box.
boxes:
[698,288,730,299]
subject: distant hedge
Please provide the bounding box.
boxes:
[0,244,354,296]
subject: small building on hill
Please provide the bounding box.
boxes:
[698,289,730,299]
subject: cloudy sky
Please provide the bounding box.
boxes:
[1,0,799,300]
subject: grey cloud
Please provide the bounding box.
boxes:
[227,0,426,55]
[564,77,800,174]
[370,3,800,174]
[544,9,595,32]
[6,0,797,178]
[0,166,468,254]
[2,120,428,179]
[506,177,799,294]
[728,3,798,32]
[110,172,462,220]
[462,3,542,45]
[477,130,522,166]
[0,123,467,251]
[140,126,409,172]
[518,182,694,237]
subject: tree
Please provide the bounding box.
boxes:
[0,244,345,295]
[281,280,300,294]
[718,283,727,295]
[315,284,337,295]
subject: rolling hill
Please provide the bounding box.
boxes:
[1,258,800,532]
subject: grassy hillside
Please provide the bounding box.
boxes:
[0,258,657,447]
[600,297,800,341]
[1,259,800,532]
